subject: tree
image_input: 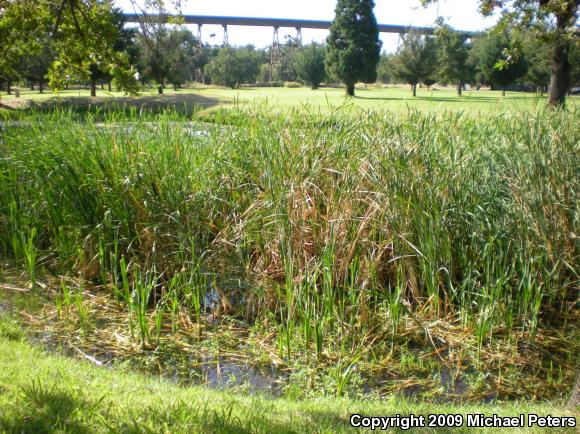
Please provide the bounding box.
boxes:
[422,0,580,107]
[326,0,382,96]
[295,43,327,89]
[423,77,437,90]
[390,31,438,96]
[434,20,473,96]
[467,33,486,88]
[137,30,169,93]
[103,8,140,92]
[19,39,55,94]
[0,0,139,97]
[112,9,140,67]
[376,54,393,84]
[569,35,580,89]
[132,4,206,94]
[78,9,133,97]
[523,34,551,93]
[205,46,262,88]
[137,27,205,92]
[472,31,528,96]
[166,29,204,89]
[0,0,44,93]
[135,9,172,95]
[257,63,273,83]
[48,1,138,97]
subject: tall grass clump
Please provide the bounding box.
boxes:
[0,106,577,359]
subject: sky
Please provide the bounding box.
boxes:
[115,0,500,53]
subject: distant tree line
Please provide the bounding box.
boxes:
[5,22,578,96]
[378,21,580,97]
[1,1,578,101]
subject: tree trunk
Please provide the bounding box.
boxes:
[346,83,355,96]
[412,83,417,97]
[30,83,34,91]
[108,81,112,92]
[90,78,97,97]
[6,81,11,95]
[457,82,463,96]
[548,36,570,107]
[100,82,104,90]
[547,1,577,107]
[502,88,506,97]
[158,85,164,94]
[39,80,44,94]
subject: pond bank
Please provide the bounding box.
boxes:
[0,321,577,433]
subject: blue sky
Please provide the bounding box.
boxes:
[116,0,499,53]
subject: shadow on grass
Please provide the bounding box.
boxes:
[3,93,223,117]
[0,380,96,433]
[355,94,540,103]
[0,378,498,433]
[0,379,357,433]
[0,102,17,111]
[118,397,360,433]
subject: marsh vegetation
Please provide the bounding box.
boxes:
[0,105,578,401]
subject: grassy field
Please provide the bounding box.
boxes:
[193,85,565,112]
[0,316,577,433]
[2,84,578,113]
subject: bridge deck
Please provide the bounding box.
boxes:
[123,13,446,35]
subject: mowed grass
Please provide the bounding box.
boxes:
[193,85,570,112]
[0,317,577,433]
[2,84,578,113]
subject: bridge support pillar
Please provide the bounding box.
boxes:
[222,24,229,46]
[194,24,205,83]
[269,26,282,81]
[295,27,302,46]
[396,32,403,51]
[197,24,203,46]
[194,69,205,83]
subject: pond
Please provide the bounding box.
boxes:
[0,262,577,402]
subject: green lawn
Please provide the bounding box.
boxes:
[0,317,577,433]
[193,85,563,112]
[2,84,577,113]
